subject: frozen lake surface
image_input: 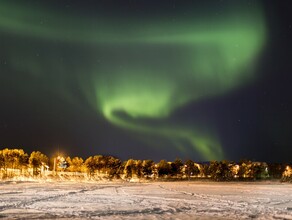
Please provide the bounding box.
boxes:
[0,180,292,219]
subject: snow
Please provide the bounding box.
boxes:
[0,181,292,219]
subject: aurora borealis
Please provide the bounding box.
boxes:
[0,1,291,162]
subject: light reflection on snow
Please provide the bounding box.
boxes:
[0,181,292,219]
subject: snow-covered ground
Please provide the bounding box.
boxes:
[0,180,292,219]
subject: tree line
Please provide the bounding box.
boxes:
[0,148,291,182]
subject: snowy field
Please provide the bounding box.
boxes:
[0,180,292,219]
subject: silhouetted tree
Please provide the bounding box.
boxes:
[200,163,211,178]
[84,155,106,177]
[0,151,4,171]
[157,160,171,177]
[251,163,262,179]
[184,159,200,178]
[124,159,136,179]
[238,160,252,179]
[208,160,233,181]
[18,151,29,175]
[29,151,48,176]
[268,163,286,179]
[105,156,121,179]
[84,156,96,177]
[142,160,154,178]
[170,158,183,177]
[117,161,126,177]
[135,160,143,178]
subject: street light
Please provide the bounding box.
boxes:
[53,155,66,175]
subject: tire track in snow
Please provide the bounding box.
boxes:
[157,184,292,219]
[157,184,264,219]
[0,184,123,213]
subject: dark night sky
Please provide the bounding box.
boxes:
[0,0,291,162]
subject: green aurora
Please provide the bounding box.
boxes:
[0,1,266,160]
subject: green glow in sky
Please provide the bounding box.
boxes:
[93,5,266,160]
[0,2,266,160]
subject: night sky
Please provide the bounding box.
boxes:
[0,0,291,162]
